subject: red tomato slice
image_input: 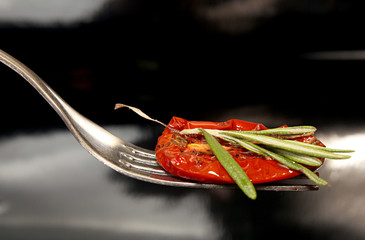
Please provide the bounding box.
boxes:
[155,117,324,184]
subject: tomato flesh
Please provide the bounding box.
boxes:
[155,117,324,184]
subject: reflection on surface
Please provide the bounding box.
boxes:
[0,127,219,239]
[0,0,108,25]
[319,130,365,171]
[0,123,364,239]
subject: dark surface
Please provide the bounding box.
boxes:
[1,1,365,239]
[0,124,364,240]
[1,0,365,130]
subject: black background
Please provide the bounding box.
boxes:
[1,0,365,131]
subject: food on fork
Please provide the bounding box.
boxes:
[115,104,354,199]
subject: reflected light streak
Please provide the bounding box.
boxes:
[320,132,365,171]
[0,0,109,25]
[0,128,219,239]
[302,50,365,60]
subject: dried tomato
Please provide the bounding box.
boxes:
[155,117,324,184]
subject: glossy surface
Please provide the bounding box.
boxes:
[156,117,323,184]
[0,122,364,239]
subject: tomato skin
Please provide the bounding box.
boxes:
[155,117,324,184]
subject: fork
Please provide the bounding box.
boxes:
[0,49,318,191]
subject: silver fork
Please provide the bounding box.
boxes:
[0,49,318,191]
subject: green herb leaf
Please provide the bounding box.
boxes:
[269,148,323,167]
[231,139,329,186]
[227,126,317,135]
[200,129,257,200]
[282,140,355,153]
[221,131,352,159]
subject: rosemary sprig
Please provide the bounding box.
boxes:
[229,139,329,186]
[269,148,323,166]
[217,134,322,166]
[229,126,317,135]
[200,129,257,200]
[221,131,352,159]
[190,127,353,198]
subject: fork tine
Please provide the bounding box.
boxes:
[120,143,156,159]
[118,147,172,176]
[118,156,171,176]
[119,151,159,167]
[118,145,320,191]
[255,184,319,191]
